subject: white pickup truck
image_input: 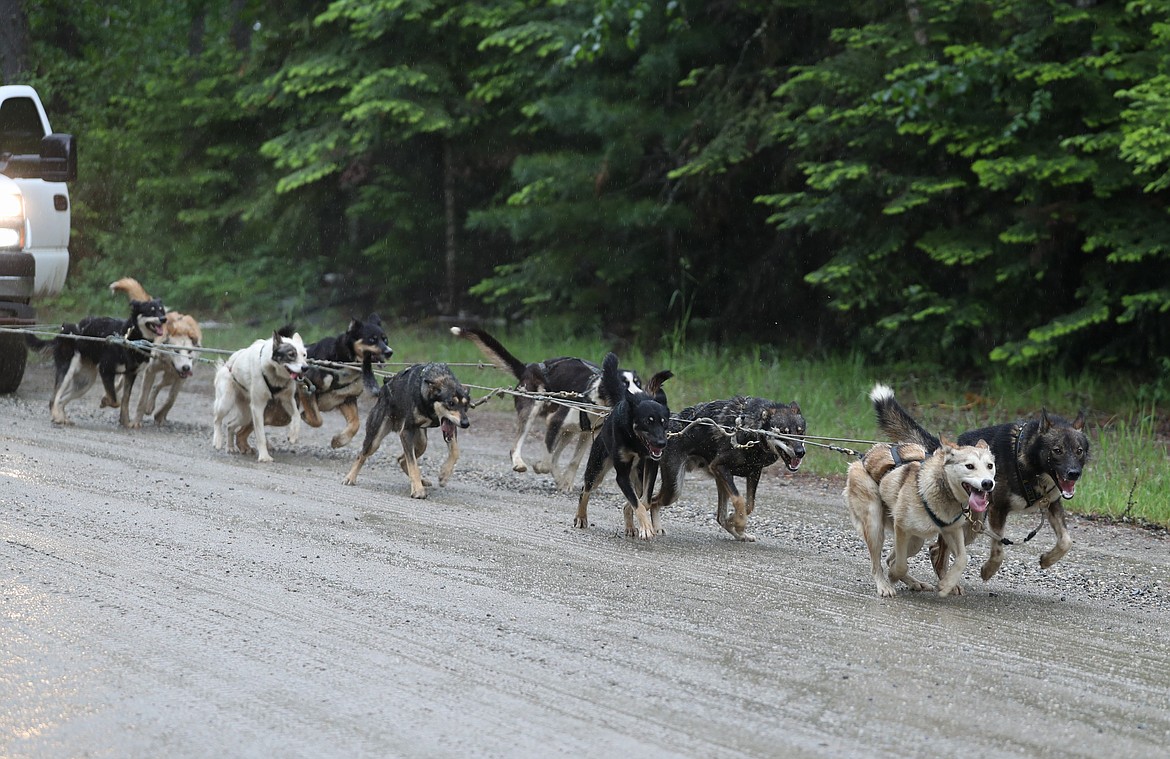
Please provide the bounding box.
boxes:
[0,84,76,393]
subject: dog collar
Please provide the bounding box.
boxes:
[920,489,966,529]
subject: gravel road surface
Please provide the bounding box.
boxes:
[2,353,1169,758]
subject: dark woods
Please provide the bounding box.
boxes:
[8,1,1170,376]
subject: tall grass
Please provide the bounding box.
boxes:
[174,316,1170,527]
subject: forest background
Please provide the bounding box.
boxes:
[3,1,1170,520]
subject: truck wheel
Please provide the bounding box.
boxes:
[0,331,28,393]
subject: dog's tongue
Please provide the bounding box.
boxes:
[967,489,989,514]
[648,444,663,460]
[442,418,457,443]
[1058,478,1077,499]
[787,456,803,472]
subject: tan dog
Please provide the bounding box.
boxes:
[109,277,203,427]
[845,438,995,598]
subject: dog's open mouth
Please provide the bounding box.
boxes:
[177,367,193,379]
[441,418,457,443]
[1057,476,1077,500]
[963,483,990,513]
[781,450,803,472]
[148,321,164,337]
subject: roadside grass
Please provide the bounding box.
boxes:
[156,317,1170,528]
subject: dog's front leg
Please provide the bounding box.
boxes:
[399,429,428,498]
[331,399,360,448]
[937,526,968,596]
[249,394,273,462]
[980,507,1010,581]
[714,466,751,541]
[1039,501,1073,570]
[615,463,653,540]
[120,372,139,428]
[154,376,182,424]
[133,363,159,426]
[438,435,460,487]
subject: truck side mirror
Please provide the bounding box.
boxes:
[39,133,76,183]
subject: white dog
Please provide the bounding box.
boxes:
[212,327,308,462]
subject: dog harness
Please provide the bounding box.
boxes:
[884,444,968,530]
[1001,421,1050,545]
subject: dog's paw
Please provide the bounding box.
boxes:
[904,577,934,593]
[532,461,552,474]
[330,435,350,449]
[980,560,1002,582]
[875,581,897,598]
[573,516,589,528]
[939,583,964,597]
[410,487,428,499]
[257,453,274,463]
[737,532,756,543]
[342,476,357,486]
[512,463,528,473]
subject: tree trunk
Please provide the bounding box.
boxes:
[443,138,457,315]
[0,0,29,83]
[229,0,252,52]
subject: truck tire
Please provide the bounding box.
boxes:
[0,331,28,393]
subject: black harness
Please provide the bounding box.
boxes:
[998,422,1049,545]
[886,444,967,530]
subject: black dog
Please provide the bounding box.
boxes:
[655,396,806,541]
[298,314,393,448]
[574,352,672,540]
[871,383,1090,581]
[33,298,167,427]
[451,326,641,491]
[342,362,471,499]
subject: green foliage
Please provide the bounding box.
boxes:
[16,0,1170,389]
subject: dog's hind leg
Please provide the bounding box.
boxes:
[845,462,896,597]
[574,445,610,529]
[511,399,540,472]
[50,356,93,425]
[330,399,361,448]
[135,364,162,424]
[1039,502,1073,570]
[889,530,933,593]
[343,410,392,486]
[555,428,593,492]
[118,371,140,428]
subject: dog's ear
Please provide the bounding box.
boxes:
[367,313,382,326]
[272,330,284,346]
[1072,409,1086,431]
[789,401,801,415]
[938,435,955,451]
[647,369,672,397]
[975,438,989,449]
[1038,408,1052,432]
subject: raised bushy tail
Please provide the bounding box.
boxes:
[109,277,152,301]
[450,326,529,381]
[870,383,941,453]
[600,352,629,409]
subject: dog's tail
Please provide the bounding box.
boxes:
[109,277,152,301]
[600,352,631,408]
[646,370,673,406]
[450,326,529,381]
[24,322,75,353]
[870,383,941,453]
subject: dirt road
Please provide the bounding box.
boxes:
[3,355,1169,758]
